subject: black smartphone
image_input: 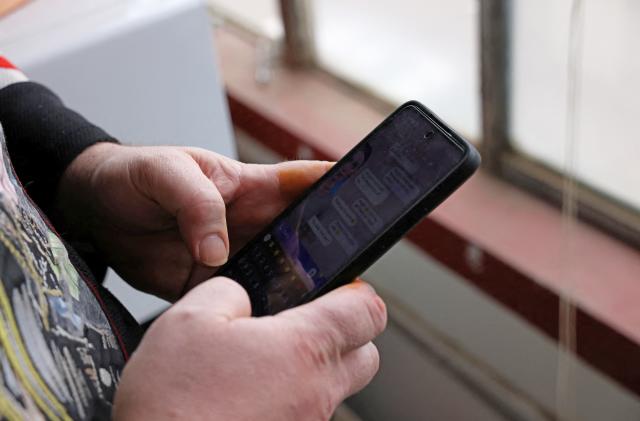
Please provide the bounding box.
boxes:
[218,101,480,316]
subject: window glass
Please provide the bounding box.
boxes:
[511,0,640,210]
[312,0,480,141]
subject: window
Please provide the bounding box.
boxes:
[511,1,640,212]
[312,0,480,141]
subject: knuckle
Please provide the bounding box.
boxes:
[132,155,156,187]
[316,305,344,333]
[204,197,226,216]
[287,320,340,373]
[159,304,206,331]
[134,150,179,186]
[316,306,355,349]
[141,149,175,170]
[289,325,336,369]
[365,295,387,336]
[185,146,208,155]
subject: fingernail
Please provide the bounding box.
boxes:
[199,234,228,266]
[348,279,376,293]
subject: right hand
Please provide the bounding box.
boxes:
[113,277,387,421]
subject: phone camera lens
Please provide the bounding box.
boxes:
[424,131,435,140]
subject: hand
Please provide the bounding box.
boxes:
[58,143,332,301]
[113,277,387,421]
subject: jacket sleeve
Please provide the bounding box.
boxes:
[0,56,117,217]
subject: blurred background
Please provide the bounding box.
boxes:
[1,0,639,419]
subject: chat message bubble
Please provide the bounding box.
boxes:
[332,196,357,226]
[329,219,358,255]
[383,167,420,205]
[389,141,419,174]
[355,168,389,205]
[308,215,333,246]
[352,198,383,234]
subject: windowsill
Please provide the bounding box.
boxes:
[215,26,640,395]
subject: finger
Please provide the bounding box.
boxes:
[177,276,251,320]
[279,280,387,354]
[133,152,229,266]
[339,342,380,397]
[272,160,335,199]
[240,160,334,202]
[224,160,334,252]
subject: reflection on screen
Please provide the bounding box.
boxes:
[223,106,465,315]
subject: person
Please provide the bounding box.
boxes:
[0,56,387,420]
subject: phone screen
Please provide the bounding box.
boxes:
[221,105,466,314]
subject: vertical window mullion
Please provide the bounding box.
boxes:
[480,0,510,173]
[279,0,315,67]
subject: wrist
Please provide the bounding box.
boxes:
[56,142,123,239]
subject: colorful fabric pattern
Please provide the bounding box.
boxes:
[0,58,125,420]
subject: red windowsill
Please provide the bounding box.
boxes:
[215,27,640,396]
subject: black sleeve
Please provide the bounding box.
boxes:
[0,81,118,216]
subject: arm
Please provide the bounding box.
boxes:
[0,57,116,220]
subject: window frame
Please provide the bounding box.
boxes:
[478,0,640,249]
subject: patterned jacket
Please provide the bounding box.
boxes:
[0,57,141,420]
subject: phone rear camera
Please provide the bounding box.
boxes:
[424,131,435,140]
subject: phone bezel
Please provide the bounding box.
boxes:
[218,100,481,315]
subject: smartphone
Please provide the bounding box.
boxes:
[218,101,480,316]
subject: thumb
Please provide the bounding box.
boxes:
[134,152,229,266]
[177,276,251,320]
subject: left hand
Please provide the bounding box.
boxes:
[58,143,332,301]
